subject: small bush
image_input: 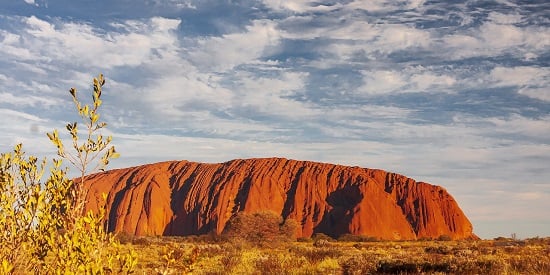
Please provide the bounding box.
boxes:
[196,244,224,257]
[425,245,452,255]
[220,251,242,273]
[314,239,331,247]
[222,211,297,247]
[196,231,227,243]
[437,234,453,241]
[338,234,378,242]
[312,233,334,242]
[316,258,341,274]
[377,260,420,273]
[255,254,286,274]
[494,236,511,241]
[297,237,313,242]
[340,253,377,275]
[299,247,343,263]
[115,232,136,244]
[132,237,152,246]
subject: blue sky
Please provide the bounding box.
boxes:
[1,0,548,239]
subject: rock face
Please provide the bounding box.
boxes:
[83,158,476,240]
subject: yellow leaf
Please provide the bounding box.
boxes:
[2,259,14,273]
[91,113,99,124]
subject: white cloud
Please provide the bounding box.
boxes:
[345,0,403,12]
[485,66,550,101]
[189,20,282,72]
[150,17,181,32]
[278,17,372,40]
[0,108,54,154]
[230,70,315,119]
[143,71,234,118]
[357,67,457,94]
[325,21,377,40]
[515,192,545,201]
[0,92,58,107]
[441,34,480,56]
[0,108,45,123]
[262,0,343,13]
[518,87,550,102]
[0,15,189,124]
[453,114,550,142]
[298,19,430,47]
[441,19,549,59]
[25,16,55,35]
[376,24,431,50]
[457,181,550,225]
[488,66,548,87]
[1,30,21,44]
[1,15,305,141]
[106,130,429,176]
[152,0,196,9]
[358,70,407,94]
[410,72,456,91]
[487,12,523,25]
[365,105,413,118]
[263,0,425,13]
[130,68,313,143]
[281,19,432,64]
[486,114,550,138]
[0,31,34,60]
[407,0,426,9]
[4,16,181,69]
[479,23,528,50]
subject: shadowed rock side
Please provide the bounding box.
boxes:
[83,158,476,240]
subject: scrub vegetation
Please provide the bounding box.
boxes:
[119,233,550,274]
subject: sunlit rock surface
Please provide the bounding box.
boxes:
[84,158,476,240]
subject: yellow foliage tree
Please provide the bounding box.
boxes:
[0,74,136,274]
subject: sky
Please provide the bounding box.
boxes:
[0,0,548,239]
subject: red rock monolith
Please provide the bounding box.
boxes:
[83,158,476,240]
